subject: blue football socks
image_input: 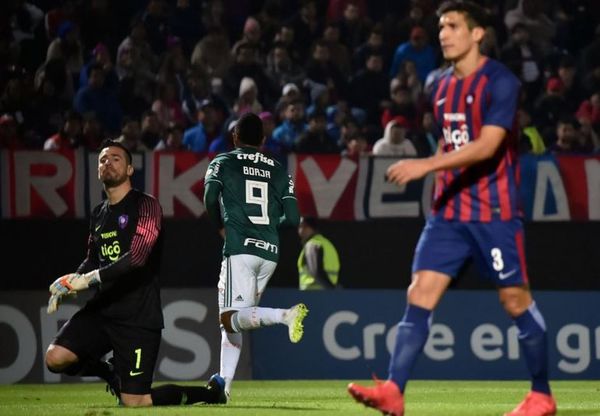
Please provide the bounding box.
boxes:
[514,301,551,395]
[388,304,432,392]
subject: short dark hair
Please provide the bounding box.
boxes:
[437,0,488,29]
[301,216,319,230]
[99,139,133,164]
[235,112,264,146]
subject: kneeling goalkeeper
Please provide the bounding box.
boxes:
[45,140,224,407]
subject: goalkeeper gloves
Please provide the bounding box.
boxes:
[49,270,101,296]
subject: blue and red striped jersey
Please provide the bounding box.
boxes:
[430,58,522,222]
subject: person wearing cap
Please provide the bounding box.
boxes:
[389,25,437,83]
[372,117,417,157]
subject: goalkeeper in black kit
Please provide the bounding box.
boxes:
[45,140,225,407]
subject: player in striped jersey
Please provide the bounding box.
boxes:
[348,2,556,416]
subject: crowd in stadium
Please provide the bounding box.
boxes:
[1,0,599,158]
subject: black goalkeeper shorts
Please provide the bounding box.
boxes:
[53,307,161,395]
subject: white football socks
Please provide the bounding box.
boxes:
[219,326,242,396]
[231,307,286,331]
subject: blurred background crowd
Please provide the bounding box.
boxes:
[1,0,599,162]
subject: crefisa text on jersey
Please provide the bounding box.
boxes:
[237,152,275,166]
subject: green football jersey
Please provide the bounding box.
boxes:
[204,147,298,262]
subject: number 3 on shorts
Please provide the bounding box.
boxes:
[490,247,504,271]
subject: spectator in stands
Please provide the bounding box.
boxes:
[44,110,82,150]
[273,100,307,153]
[233,77,263,116]
[576,90,600,127]
[79,43,118,92]
[116,17,158,106]
[389,26,437,84]
[191,26,231,79]
[548,116,583,153]
[304,40,347,102]
[394,60,424,104]
[348,52,389,129]
[140,110,163,150]
[275,82,302,121]
[222,41,275,109]
[352,25,385,72]
[517,106,546,155]
[266,42,306,89]
[289,0,322,63]
[381,80,419,130]
[411,111,439,157]
[500,22,544,107]
[295,110,338,154]
[504,0,556,55]
[151,82,186,130]
[557,55,585,114]
[323,23,351,78]
[208,118,236,153]
[372,117,417,157]
[259,111,282,160]
[273,23,299,63]
[183,104,209,152]
[168,0,204,54]
[297,216,340,290]
[155,122,186,151]
[231,16,265,59]
[44,0,77,40]
[305,80,330,119]
[46,21,83,85]
[29,76,70,141]
[533,77,568,140]
[337,1,370,53]
[115,117,151,152]
[80,112,104,151]
[157,38,189,97]
[74,63,122,134]
[577,114,600,153]
[341,133,370,159]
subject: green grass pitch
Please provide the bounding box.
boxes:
[1,380,598,415]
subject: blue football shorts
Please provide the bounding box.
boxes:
[412,216,529,286]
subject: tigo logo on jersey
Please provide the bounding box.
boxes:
[443,122,470,150]
[101,240,122,261]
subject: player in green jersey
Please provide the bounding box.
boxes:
[204,112,308,401]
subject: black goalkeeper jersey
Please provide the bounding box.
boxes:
[78,189,164,329]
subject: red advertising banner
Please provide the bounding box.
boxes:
[1,150,598,221]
